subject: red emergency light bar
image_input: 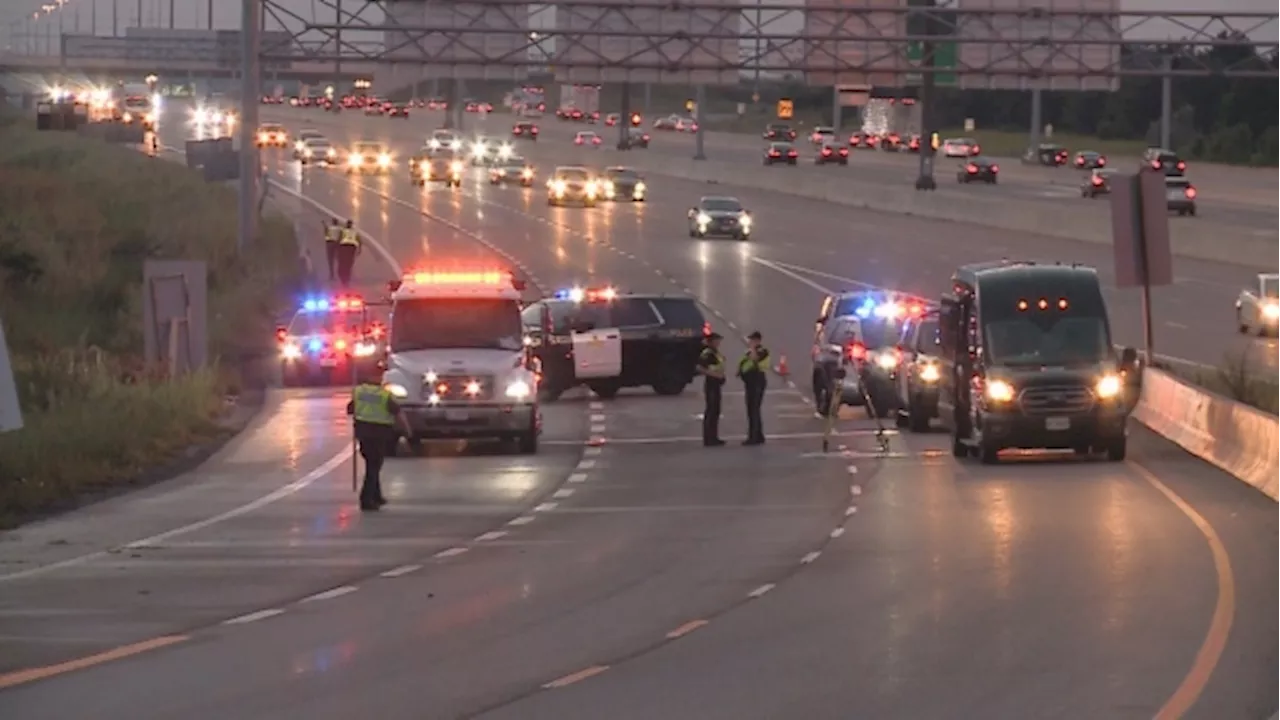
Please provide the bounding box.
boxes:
[390,270,526,292]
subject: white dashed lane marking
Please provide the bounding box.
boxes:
[434,547,469,559]
[300,585,358,603]
[380,564,422,578]
[222,609,285,626]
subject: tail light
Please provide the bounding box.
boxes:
[532,128,538,134]
[822,148,832,156]
[575,138,583,145]
[642,134,650,141]
[967,164,978,173]
[1075,157,1084,165]
[275,326,287,342]
[1176,161,1186,170]
[1091,176,1103,186]
[691,124,699,131]
[703,322,712,337]
[769,151,780,157]
[848,342,867,361]
[592,137,601,144]
[514,127,521,134]
[972,145,980,154]
[990,165,999,173]
[839,148,848,156]
[1151,160,1161,169]
[1098,157,1106,166]
[1185,186,1196,199]
[787,150,797,157]
[334,338,348,351]
[369,323,385,338]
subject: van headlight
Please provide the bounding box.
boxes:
[281,343,301,360]
[471,142,486,158]
[505,380,532,399]
[348,154,362,166]
[384,383,408,398]
[1264,303,1279,319]
[552,179,567,194]
[429,139,441,150]
[875,351,898,370]
[354,342,377,357]
[985,379,1015,403]
[1095,374,1122,399]
[450,140,463,151]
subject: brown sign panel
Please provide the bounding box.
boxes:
[1111,172,1172,287]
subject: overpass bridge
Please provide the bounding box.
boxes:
[0,52,381,84]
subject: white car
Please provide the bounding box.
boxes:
[292,129,325,159]
[1236,273,1279,336]
[427,130,463,155]
[299,138,337,166]
[941,137,981,157]
[380,271,540,454]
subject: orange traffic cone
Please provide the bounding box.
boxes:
[775,355,790,376]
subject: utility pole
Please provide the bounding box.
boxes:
[912,0,938,191]
[238,0,261,254]
[207,0,214,30]
[332,0,343,112]
[169,0,175,29]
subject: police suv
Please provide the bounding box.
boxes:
[380,270,541,454]
[522,286,708,401]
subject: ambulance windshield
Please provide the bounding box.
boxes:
[390,298,523,352]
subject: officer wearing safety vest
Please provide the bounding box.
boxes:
[322,217,342,281]
[345,381,409,511]
[738,331,770,445]
[697,332,726,447]
[335,219,361,288]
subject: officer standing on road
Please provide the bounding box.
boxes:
[335,219,361,288]
[322,217,342,281]
[697,332,726,447]
[738,331,770,445]
[346,380,410,511]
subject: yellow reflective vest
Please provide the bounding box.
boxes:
[352,384,393,425]
[339,228,360,246]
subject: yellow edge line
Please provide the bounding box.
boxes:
[0,635,190,690]
[1132,462,1236,720]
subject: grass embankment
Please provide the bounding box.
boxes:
[1161,352,1279,416]
[0,115,305,528]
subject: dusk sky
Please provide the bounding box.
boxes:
[4,0,1276,49]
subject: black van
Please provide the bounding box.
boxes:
[936,261,1142,464]
[522,291,709,401]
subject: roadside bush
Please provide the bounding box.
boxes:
[1166,351,1280,416]
[0,120,303,527]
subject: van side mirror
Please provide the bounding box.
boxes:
[938,298,957,354]
[1120,346,1138,368]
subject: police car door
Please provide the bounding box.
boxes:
[569,304,621,379]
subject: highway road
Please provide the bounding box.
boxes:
[639,123,1280,233]
[0,103,1273,719]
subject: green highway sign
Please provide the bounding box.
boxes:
[906,41,957,87]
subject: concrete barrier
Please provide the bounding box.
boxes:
[1133,368,1279,501]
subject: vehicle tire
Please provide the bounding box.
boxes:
[516,430,538,454]
[688,227,697,238]
[537,385,562,403]
[894,410,909,429]
[950,431,967,458]
[978,440,1000,464]
[907,398,931,433]
[1105,437,1127,462]
[1072,443,1092,456]
[1237,308,1248,334]
[991,178,998,185]
[589,381,620,400]
[1189,207,1196,217]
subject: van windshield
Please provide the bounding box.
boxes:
[390,298,523,352]
[1262,277,1278,298]
[984,316,1111,366]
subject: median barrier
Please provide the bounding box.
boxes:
[1132,367,1279,501]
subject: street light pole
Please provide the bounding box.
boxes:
[238,0,261,254]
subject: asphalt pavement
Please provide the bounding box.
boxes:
[0,104,1273,720]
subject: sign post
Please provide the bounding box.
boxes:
[1110,172,1174,362]
[0,320,22,433]
[776,99,793,120]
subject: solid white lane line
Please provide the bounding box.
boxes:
[748,583,775,599]
[301,585,358,603]
[222,609,284,625]
[380,564,422,578]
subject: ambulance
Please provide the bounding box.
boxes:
[380,270,541,454]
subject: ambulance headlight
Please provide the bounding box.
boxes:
[384,382,408,398]
[449,160,464,173]
[354,342,377,357]
[505,380,531,399]
[471,142,486,158]
[348,154,362,166]
[450,140,463,151]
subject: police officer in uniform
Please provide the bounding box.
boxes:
[335,219,361,288]
[346,381,409,511]
[738,331,770,445]
[697,332,726,446]
[322,217,342,281]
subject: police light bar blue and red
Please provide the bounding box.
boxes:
[554,286,617,302]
